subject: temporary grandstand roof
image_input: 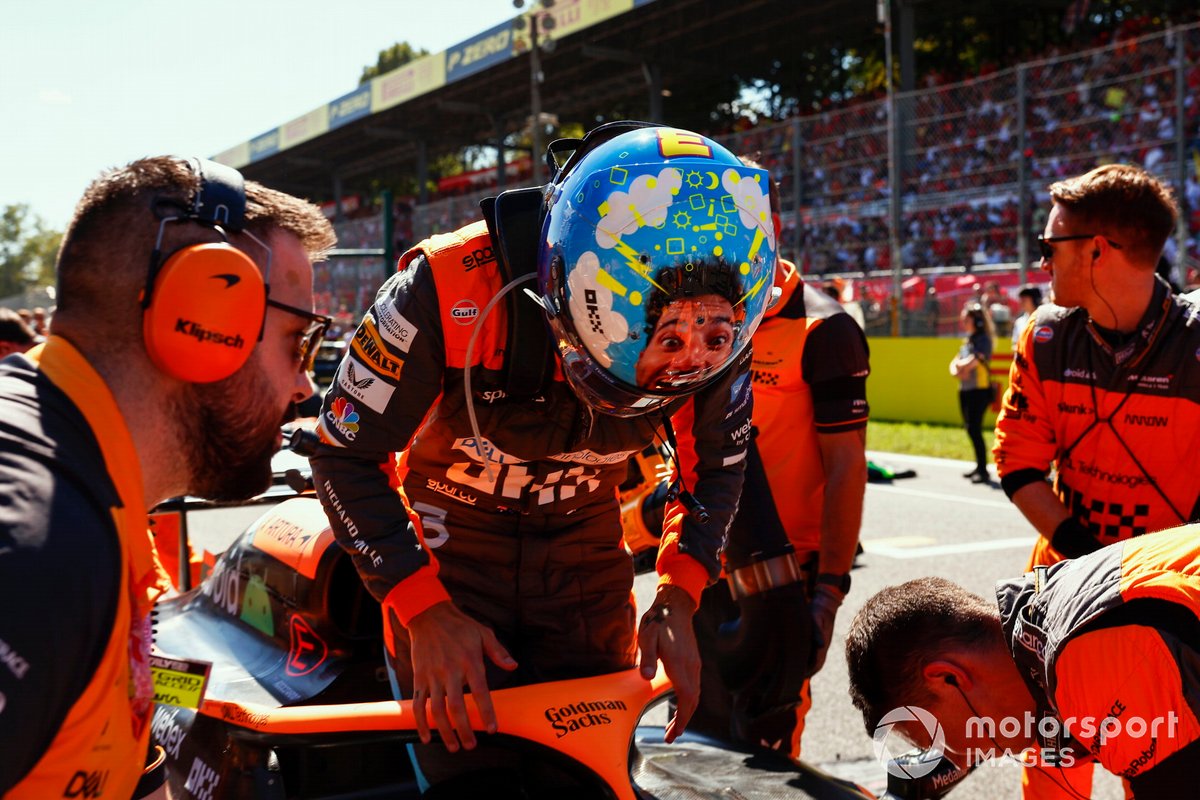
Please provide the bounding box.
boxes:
[216,0,887,201]
[221,0,1086,204]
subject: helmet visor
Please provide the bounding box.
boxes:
[551,160,776,394]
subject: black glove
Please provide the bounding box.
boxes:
[807,584,845,678]
[1050,517,1100,559]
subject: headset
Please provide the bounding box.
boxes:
[945,674,1090,799]
[141,158,272,383]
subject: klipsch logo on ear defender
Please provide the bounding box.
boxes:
[174,319,246,349]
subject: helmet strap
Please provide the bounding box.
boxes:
[480,188,554,400]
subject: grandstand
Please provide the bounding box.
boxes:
[217,0,1200,336]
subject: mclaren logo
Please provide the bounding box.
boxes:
[211,273,241,288]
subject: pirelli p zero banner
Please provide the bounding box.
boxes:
[213,0,652,169]
[446,21,513,83]
[329,85,372,130]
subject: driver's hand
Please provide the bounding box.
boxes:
[637,584,699,743]
[405,601,517,752]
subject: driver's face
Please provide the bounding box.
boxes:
[635,295,736,390]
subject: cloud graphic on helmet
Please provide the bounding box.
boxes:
[568,250,629,368]
[722,168,775,253]
[595,167,683,249]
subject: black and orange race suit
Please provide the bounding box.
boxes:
[728,269,869,559]
[994,277,1200,568]
[689,266,869,760]
[0,338,167,799]
[996,524,1200,796]
[310,221,751,682]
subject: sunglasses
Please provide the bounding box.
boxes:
[266,298,331,374]
[1037,234,1123,261]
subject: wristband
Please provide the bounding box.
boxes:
[815,572,851,594]
[727,552,806,600]
[1050,517,1099,559]
[812,584,847,609]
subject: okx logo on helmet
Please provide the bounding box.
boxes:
[538,123,776,417]
[141,157,270,383]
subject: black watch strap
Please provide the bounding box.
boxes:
[816,572,851,593]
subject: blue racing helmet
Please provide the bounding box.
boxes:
[538,122,776,417]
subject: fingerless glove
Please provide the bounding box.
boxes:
[1050,517,1100,559]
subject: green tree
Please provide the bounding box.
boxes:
[359,41,430,84]
[0,204,60,300]
[719,0,1199,118]
[898,0,1198,88]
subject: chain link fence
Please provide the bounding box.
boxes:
[317,215,389,324]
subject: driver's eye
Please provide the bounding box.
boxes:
[659,335,683,351]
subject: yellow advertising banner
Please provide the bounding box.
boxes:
[512,0,633,52]
[371,53,448,113]
[279,105,331,150]
[212,141,251,170]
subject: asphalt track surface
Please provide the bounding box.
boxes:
[185,450,1125,799]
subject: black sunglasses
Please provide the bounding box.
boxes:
[1037,234,1123,261]
[266,298,331,373]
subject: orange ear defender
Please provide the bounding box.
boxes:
[141,158,271,383]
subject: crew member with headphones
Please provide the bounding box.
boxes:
[846,523,1200,799]
[992,164,1200,798]
[0,157,334,798]
[949,301,995,483]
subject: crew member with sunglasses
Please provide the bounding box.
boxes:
[992,163,1200,799]
[0,157,334,798]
